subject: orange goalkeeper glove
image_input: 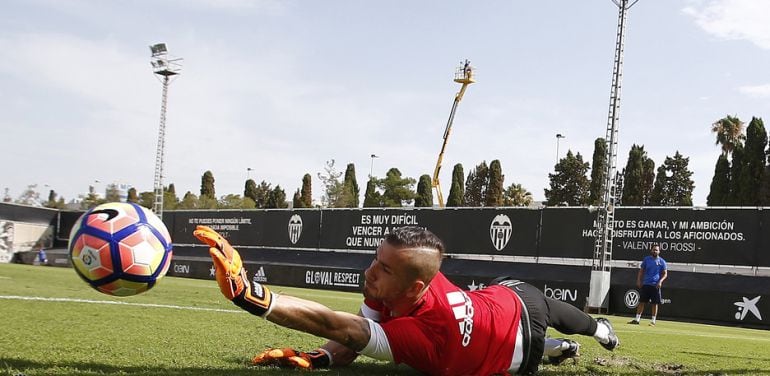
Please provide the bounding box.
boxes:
[252,348,332,369]
[193,225,273,317]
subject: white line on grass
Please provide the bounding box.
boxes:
[0,295,245,314]
[618,327,770,342]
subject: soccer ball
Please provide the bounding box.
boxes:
[68,202,173,296]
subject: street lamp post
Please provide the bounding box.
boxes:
[246,167,253,180]
[369,154,379,178]
[556,134,566,163]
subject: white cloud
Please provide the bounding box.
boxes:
[683,0,770,49]
[738,83,770,98]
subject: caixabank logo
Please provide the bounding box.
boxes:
[489,214,512,251]
[288,214,303,244]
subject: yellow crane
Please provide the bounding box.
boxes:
[432,60,475,207]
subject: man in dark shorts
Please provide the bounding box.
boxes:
[628,244,668,326]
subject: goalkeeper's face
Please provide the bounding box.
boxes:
[363,242,418,303]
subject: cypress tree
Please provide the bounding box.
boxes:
[622,144,646,205]
[727,145,744,205]
[200,170,216,200]
[641,158,656,206]
[244,179,258,202]
[292,189,304,208]
[588,138,607,206]
[363,178,381,207]
[707,154,730,206]
[649,165,667,206]
[340,163,360,207]
[127,188,139,203]
[464,161,488,206]
[446,163,465,207]
[301,173,312,208]
[738,117,767,205]
[415,175,433,207]
[485,160,504,207]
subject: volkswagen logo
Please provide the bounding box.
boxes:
[624,289,640,309]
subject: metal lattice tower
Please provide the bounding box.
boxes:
[150,43,182,217]
[587,0,638,312]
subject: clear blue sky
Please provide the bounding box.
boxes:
[2,0,769,206]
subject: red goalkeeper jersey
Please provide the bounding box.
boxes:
[363,272,523,375]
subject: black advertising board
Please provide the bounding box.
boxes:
[610,208,760,266]
[258,210,321,248]
[610,283,768,328]
[446,274,589,309]
[426,209,540,256]
[168,210,265,246]
[318,208,540,256]
[168,210,321,249]
[317,209,421,251]
[168,257,364,293]
[539,208,594,259]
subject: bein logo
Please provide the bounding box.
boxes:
[544,284,577,302]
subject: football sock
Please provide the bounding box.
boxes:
[651,316,656,323]
[635,314,641,322]
[593,321,610,344]
[544,338,569,357]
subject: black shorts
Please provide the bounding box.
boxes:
[490,277,547,375]
[639,284,662,304]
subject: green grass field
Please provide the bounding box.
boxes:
[1,263,769,376]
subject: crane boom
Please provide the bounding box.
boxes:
[432,60,475,207]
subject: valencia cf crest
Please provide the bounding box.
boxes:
[489,214,512,251]
[288,214,303,244]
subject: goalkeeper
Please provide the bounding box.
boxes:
[194,225,619,375]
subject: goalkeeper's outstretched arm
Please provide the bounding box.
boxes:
[268,295,372,351]
[193,225,373,353]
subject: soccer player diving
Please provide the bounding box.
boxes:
[194,225,619,375]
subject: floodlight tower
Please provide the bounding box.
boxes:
[149,43,182,217]
[432,60,475,207]
[587,0,639,313]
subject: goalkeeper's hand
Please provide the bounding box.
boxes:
[252,348,332,369]
[193,225,273,317]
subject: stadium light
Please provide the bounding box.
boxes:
[369,154,379,178]
[555,134,565,163]
[149,43,182,216]
[150,43,167,56]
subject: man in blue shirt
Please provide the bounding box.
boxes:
[628,244,667,326]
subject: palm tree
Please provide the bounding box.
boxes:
[503,183,533,207]
[711,115,745,156]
